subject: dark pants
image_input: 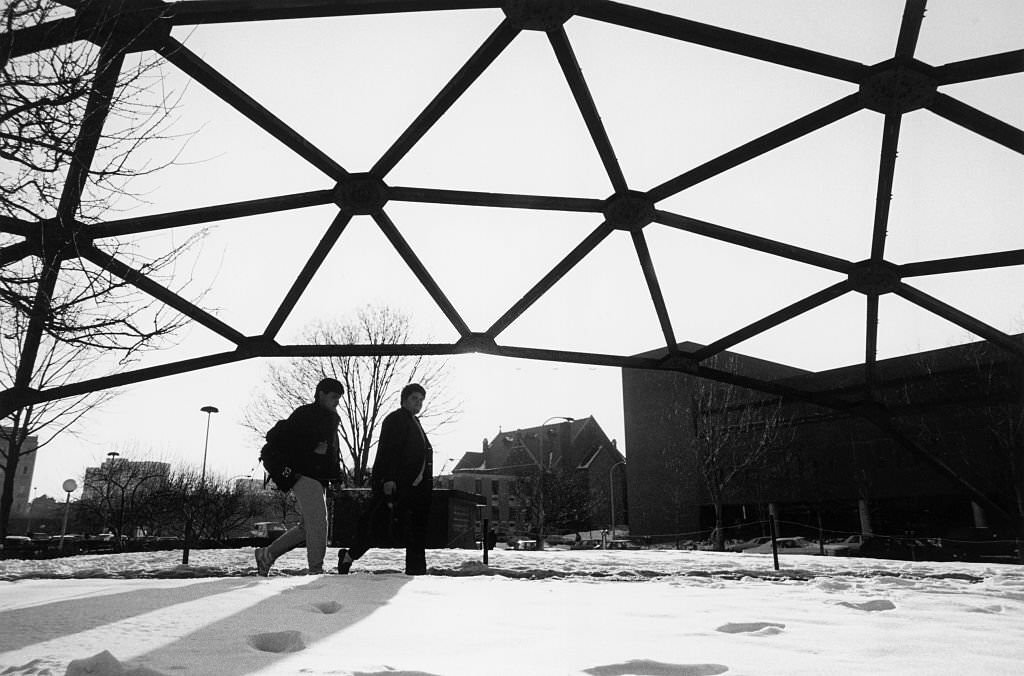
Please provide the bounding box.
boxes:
[349,484,432,574]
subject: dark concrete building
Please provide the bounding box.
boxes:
[623,337,1023,543]
[442,416,627,537]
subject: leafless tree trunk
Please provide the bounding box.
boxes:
[245,305,460,487]
[690,375,792,551]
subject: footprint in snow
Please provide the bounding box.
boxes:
[583,659,729,675]
[247,630,305,653]
[352,671,443,676]
[311,600,343,614]
[716,621,786,635]
[966,604,1004,614]
[837,599,896,612]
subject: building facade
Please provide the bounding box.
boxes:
[441,416,627,538]
[623,338,1023,542]
[0,429,38,518]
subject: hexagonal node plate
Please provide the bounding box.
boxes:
[502,0,580,31]
[333,174,389,215]
[858,64,937,114]
[77,0,173,53]
[848,261,902,295]
[603,191,655,232]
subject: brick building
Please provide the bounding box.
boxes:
[623,337,1023,542]
[0,429,38,518]
[440,416,627,538]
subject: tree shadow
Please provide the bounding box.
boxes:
[0,578,258,652]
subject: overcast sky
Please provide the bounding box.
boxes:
[27,1,1023,500]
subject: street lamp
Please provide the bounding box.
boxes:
[609,460,626,546]
[199,405,219,485]
[535,416,574,551]
[59,479,78,553]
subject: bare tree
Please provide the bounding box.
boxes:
[690,379,792,551]
[245,305,460,487]
[1,1,205,536]
[77,449,170,547]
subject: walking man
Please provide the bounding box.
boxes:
[256,377,344,575]
[338,383,433,575]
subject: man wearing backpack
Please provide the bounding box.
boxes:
[255,377,344,575]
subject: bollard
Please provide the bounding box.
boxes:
[482,518,489,565]
[769,515,780,571]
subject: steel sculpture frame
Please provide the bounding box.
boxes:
[1,0,1022,517]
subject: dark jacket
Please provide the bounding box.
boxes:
[371,408,432,494]
[272,402,343,484]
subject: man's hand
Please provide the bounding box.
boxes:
[314,441,328,455]
[382,481,397,496]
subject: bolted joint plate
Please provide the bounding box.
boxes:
[37,218,90,261]
[848,260,902,295]
[456,333,499,354]
[603,190,655,232]
[859,62,937,114]
[502,0,581,31]
[332,173,389,215]
[77,0,173,53]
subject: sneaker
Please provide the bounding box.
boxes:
[337,548,352,574]
[308,566,324,575]
[255,547,273,577]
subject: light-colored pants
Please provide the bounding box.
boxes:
[267,475,328,570]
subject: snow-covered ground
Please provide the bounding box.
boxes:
[1,547,1022,675]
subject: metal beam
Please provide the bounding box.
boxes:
[264,210,352,339]
[0,18,80,63]
[486,222,614,338]
[57,43,125,222]
[654,210,853,273]
[894,282,1024,359]
[630,229,677,353]
[934,49,1024,85]
[870,113,902,261]
[0,217,33,237]
[865,293,879,395]
[580,1,867,82]
[12,260,62,392]
[372,19,519,176]
[388,186,604,212]
[80,244,248,345]
[156,38,348,179]
[1,242,35,268]
[690,281,851,362]
[167,0,501,25]
[90,190,336,238]
[548,26,627,194]
[900,249,1024,277]
[927,93,1024,155]
[372,211,471,337]
[894,0,927,61]
[648,94,863,202]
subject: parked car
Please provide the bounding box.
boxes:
[607,539,642,550]
[744,536,819,555]
[2,535,37,558]
[727,536,773,553]
[859,536,953,562]
[511,539,538,551]
[823,535,864,557]
[938,527,1019,562]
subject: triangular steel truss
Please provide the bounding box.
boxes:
[2,1,1022,507]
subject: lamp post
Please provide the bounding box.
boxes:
[199,405,219,485]
[184,405,218,565]
[535,416,574,551]
[59,479,78,553]
[609,460,625,545]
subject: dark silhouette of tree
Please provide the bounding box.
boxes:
[245,305,459,487]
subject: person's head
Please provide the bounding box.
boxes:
[400,383,426,415]
[315,377,344,411]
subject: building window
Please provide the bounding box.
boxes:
[474,479,482,495]
[491,479,500,495]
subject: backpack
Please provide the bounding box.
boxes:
[260,419,298,491]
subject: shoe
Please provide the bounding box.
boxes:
[308,566,324,575]
[255,547,273,577]
[337,548,352,574]
[405,568,427,576]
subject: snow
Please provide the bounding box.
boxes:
[1,548,1022,675]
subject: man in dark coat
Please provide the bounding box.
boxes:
[255,377,344,576]
[338,383,433,575]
